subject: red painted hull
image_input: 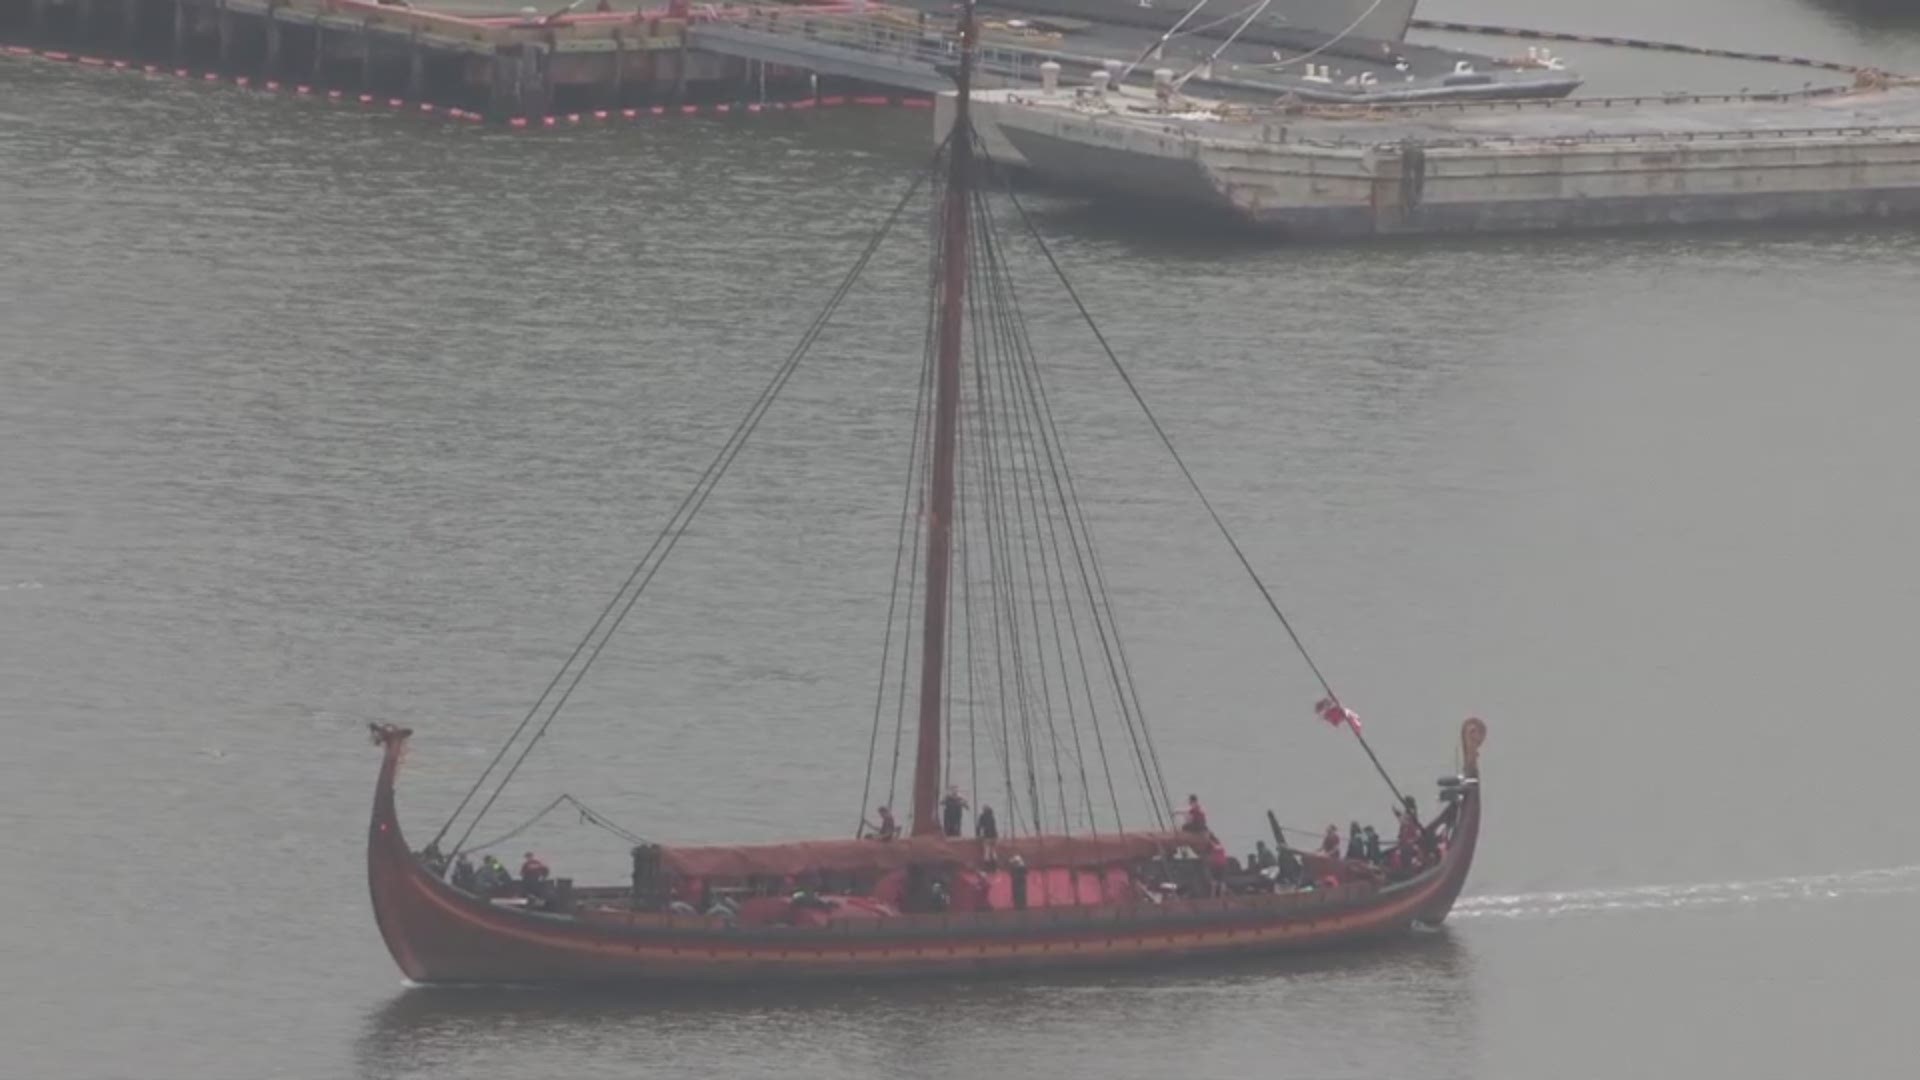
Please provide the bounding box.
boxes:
[368,723,1485,985]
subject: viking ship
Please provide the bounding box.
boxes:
[366,0,1486,986]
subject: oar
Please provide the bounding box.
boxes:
[1266,809,1290,850]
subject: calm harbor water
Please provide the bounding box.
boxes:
[5,1,1920,1077]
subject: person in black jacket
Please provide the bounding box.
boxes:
[941,786,969,838]
[975,804,998,863]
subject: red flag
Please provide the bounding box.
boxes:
[1315,698,1362,733]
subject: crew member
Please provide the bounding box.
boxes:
[520,851,550,886]
[975,804,998,840]
[481,854,512,894]
[941,786,969,838]
[1205,838,1231,896]
[1396,795,1422,848]
[1180,794,1209,834]
[1321,824,1342,858]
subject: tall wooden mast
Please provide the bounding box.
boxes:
[911,0,978,837]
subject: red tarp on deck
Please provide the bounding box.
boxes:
[657,831,1199,879]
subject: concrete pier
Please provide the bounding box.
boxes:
[4,1,1591,125]
[0,0,821,121]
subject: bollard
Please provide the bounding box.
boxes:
[407,30,424,100]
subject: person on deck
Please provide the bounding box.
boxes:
[480,855,512,894]
[1345,822,1366,862]
[1204,838,1231,896]
[975,803,998,863]
[1253,839,1278,870]
[1180,794,1210,835]
[941,786,969,838]
[1321,824,1342,858]
[1363,826,1383,864]
[1396,795,1422,847]
[866,806,899,841]
[520,851,550,887]
[451,854,477,892]
[1397,812,1423,863]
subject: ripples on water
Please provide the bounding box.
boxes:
[5,2,1920,1079]
[1454,864,1920,920]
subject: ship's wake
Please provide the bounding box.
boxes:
[1453,864,1920,921]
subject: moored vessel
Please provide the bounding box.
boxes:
[962,77,1920,238]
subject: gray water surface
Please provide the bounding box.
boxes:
[4,1,1920,1077]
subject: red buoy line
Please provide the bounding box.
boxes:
[0,44,934,129]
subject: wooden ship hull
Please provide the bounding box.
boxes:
[364,0,1490,990]
[367,721,1485,986]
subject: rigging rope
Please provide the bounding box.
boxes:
[995,175,1408,811]
[968,304,1028,839]
[973,188,1110,835]
[883,218,946,820]
[966,254,1048,836]
[1118,0,1216,82]
[1174,0,1275,90]
[448,167,934,856]
[957,409,983,825]
[460,793,648,855]
[968,205,1076,835]
[857,180,943,834]
[1251,0,1390,73]
[971,165,1173,829]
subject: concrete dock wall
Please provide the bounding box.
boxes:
[0,0,826,120]
[974,87,1920,238]
[1214,128,1920,235]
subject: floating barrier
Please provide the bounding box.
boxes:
[0,43,937,129]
